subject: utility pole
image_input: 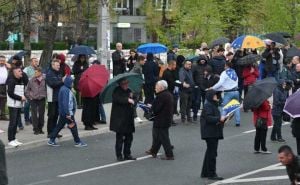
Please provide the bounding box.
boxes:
[97,0,110,70]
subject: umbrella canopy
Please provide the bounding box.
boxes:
[286,47,300,58]
[8,50,26,63]
[243,77,277,110]
[78,65,109,98]
[231,35,265,49]
[137,43,167,54]
[100,73,144,104]
[185,55,207,63]
[237,54,262,66]
[264,33,288,45]
[283,90,300,118]
[209,37,229,48]
[271,32,291,38]
[68,45,96,55]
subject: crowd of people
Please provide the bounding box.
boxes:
[0,39,299,184]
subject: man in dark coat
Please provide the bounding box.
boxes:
[210,47,226,76]
[110,78,136,161]
[46,59,64,138]
[161,60,179,125]
[271,80,288,142]
[291,64,300,93]
[142,53,159,104]
[192,55,207,121]
[261,42,281,80]
[112,43,126,76]
[200,90,225,180]
[145,80,174,160]
[278,145,300,185]
[0,139,8,185]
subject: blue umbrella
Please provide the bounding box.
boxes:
[68,45,96,55]
[8,50,26,63]
[137,43,167,54]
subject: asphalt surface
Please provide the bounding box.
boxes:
[6,111,296,185]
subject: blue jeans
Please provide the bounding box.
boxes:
[50,115,80,143]
[222,91,240,125]
[99,102,106,121]
[24,101,31,122]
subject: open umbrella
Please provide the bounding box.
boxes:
[100,73,144,104]
[264,33,288,45]
[231,35,265,49]
[8,50,27,63]
[243,77,277,110]
[286,47,300,58]
[209,37,229,48]
[283,90,300,118]
[237,54,262,66]
[137,43,167,54]
[78,65,109,98]
[68,45,96,55]
[270,32,291,38]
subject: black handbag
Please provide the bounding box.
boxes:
[282,112,291,122]
[256,117,267,129]
[144,109,155,121]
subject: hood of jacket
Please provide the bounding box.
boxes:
[64,76,73,89]
[206,90,218,103]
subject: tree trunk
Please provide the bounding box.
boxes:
[19,0,32,66]
[39,0,59,68]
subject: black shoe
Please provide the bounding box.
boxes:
[39,130,45,134]
[117,156,124,161]
[235,124,240,127]
[277,138,286,143]
[57,134,63,138]
[208,176,224,180]
[99,120,107,124]
[34,131,39,135]
[85,126,94,130]
[187,118,193,123]
[91,126,98,130]
[124,156,136,160]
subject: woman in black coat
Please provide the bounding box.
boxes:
[200,90,225,180]
[72,55,89,108]
[292,118,300,156]
[110,79,135,161]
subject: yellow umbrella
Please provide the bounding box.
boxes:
[232,35,265,49]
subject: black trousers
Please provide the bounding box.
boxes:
[115,133,133,158]
[296,138,300,156]
[254,127,268,151]
[47,102,59,135]
[271,115,282,140]
[30,99,46,132]
[180,91,192,119]
[8,107,22,141]
[0,140,8,185]
[201,138,219,177]
[143,83,155,104]
[0,97,6,117]
[151,127,173,157]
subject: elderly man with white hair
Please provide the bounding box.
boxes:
[145,80,175,160]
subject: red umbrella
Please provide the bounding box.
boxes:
[78,65,109,97]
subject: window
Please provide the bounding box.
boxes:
[114,0,130,15]
[153,0,172,11]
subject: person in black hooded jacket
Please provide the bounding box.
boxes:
[200,90,225,180]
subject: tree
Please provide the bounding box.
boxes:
[18,0,32,65]
[38,0,60,68]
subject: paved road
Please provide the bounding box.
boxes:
[6,112,295,185]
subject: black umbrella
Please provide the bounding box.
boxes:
[243,77,277,110]
[286,47,300,58]
[237,54,262,66]
[209,37,230,48]
[269,32,291,38]
[264,33,288,45]
[8,50,27,63]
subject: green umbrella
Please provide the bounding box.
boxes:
[100,73,144,104]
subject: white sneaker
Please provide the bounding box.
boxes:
[135,117,144,123]
[8,140,19,147]
[14,139,23,145]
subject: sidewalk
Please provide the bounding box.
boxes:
[0,103,148,151]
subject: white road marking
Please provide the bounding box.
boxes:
[24,179,53,185]
[209,163,286,185]
[243,122,290,134]
[58,154,161,178]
